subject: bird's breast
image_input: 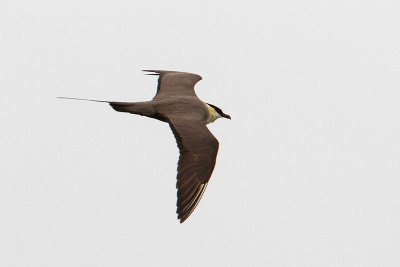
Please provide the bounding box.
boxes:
[205,104,221,124]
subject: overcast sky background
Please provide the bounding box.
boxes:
[1,0,400,266]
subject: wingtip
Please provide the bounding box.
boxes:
[142,70,201,80]
[142,70,162,76]
[176,183,208,224]
[177,209,188,223]
[178,215,188,224]
[142,70,183,75]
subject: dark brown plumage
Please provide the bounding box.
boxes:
[59,70,230,223]
[168,117,219,222]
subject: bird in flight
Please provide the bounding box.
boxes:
[59,70,231,223]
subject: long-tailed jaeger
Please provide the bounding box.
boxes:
[59,70,231,223]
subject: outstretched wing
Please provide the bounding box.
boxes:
[142,70,202,99]
[167,117,219,223]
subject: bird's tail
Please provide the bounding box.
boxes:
[57,96,110,103]
[58,96,156,117]
[58,96,129,112]
[108,102,136,113]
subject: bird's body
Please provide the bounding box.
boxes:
[59,70,230,223]
[111,96,208,122]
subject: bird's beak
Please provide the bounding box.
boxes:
[222,114,231,120]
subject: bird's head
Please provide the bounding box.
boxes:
[206,103,231,123]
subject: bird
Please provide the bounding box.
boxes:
[59,70,231,223]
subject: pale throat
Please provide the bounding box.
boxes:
[205,104,221,124]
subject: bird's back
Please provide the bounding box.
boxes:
[152,96,208,123]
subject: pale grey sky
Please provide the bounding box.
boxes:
[1,0,400,266]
